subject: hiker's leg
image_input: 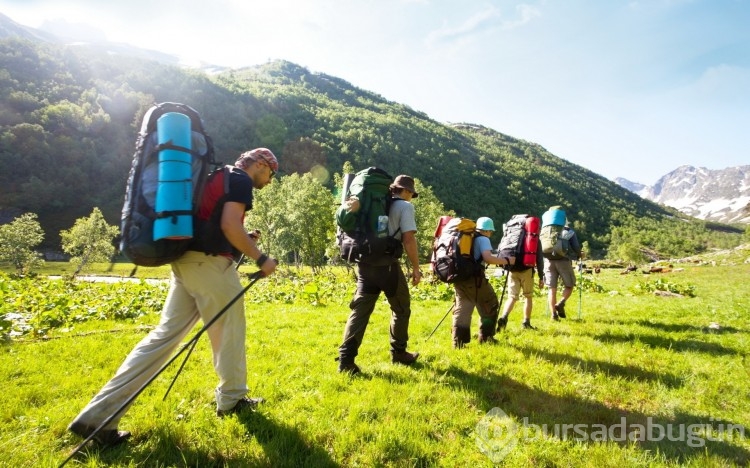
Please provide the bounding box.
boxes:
[340,264,381,362]
[519,269,534,322]
[71,262,200,429]
[555,260,576,309]
[452,280,475,326]
[180,252,249,411]
[502,273,522,319]
[544,260,560,318]
[501,296,517,318]
[475,277,499,339]
[385,264,412,353]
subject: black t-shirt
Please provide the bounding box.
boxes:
[191,166,254,256]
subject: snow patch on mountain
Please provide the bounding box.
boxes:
[615,165,750,224]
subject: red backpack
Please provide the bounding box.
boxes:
[497,214,541,271]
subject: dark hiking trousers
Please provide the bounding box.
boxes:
[453,274,499,339]
[339,262,412,362]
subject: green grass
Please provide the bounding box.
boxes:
[2,257,750,467]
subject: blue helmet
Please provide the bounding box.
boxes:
[476,217,495,231]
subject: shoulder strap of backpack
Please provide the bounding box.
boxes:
[223,165,231,195]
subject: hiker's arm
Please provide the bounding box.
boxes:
[221,201,276,276]
[570,232,583,260]
[345,197,360,213]
[536,242,545,288]
[401,230,421,286]
[482,249,514,266]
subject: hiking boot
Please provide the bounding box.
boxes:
[391,350,419,365]
[522,321,536,330]
[552,313,559,321]
[338,361,361,375]
[216,397,264,417]
[496,316,508,331]
[555,302,567,319]
[452,326,471,349]
[68,421,131,447]
[478,335,498,344]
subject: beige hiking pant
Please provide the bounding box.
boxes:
[71,251,248,430]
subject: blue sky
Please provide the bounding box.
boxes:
[1,0,748,185]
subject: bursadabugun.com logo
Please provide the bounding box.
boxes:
[475,407,746,463]
[474,407,519,463]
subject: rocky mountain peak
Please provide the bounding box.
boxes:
[616,165,750,224]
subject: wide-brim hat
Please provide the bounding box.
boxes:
[390,175,418,198]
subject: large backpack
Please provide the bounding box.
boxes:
[540,207,573,260]
[431,217,481,283]
[497,214,541,271]
[120,102,217,266]
[540,225,575,259]
[335,167,403,266]
[189,165,234,256]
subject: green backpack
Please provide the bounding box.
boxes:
[335,167,403,265]
[540,224,575,260]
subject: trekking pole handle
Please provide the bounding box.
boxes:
[258,258,279,278]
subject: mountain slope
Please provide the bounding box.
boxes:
[0,15,744,258]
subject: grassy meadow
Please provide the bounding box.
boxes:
[1,249,749,467]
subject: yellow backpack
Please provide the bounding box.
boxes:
[431,217,481,283]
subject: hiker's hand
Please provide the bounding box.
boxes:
[411,269,422,286]
[507,256,516,266]
[259,256,277,277]
[345,197,360,213]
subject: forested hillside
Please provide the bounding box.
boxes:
[0,36,743,259]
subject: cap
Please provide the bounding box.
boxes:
[390,175,419,198]
[476,216,495,231]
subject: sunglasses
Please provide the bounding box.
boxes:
[260,161,276,178]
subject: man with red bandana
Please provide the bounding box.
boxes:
[69,148,279,446]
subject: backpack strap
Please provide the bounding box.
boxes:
[222,165,231,195]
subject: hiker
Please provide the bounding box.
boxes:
[68,148,279,446]
[338,175,422,374]
[497,236,544,331]
[540,206,583,320]
[451,217,514,348]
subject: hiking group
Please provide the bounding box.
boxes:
[64,102,582,456]
[430,207,583,349]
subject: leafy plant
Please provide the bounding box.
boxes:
[633,278,697,297]
[0,273,167,339]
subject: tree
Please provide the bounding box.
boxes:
[0,212,45,274]
[411,179,453,263]
[616,242,648,266]
[245,174,335,270]
[581,241,591,260]
[60,207,119,277]
[256,114,287,153]
[282,137,327,175]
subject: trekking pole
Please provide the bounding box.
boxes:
[496,270,509,329]
[161,267,270,400]
[59,270,265,468]
[235,230,261,268]
[426,302,455,341]
[577,261,584,319]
